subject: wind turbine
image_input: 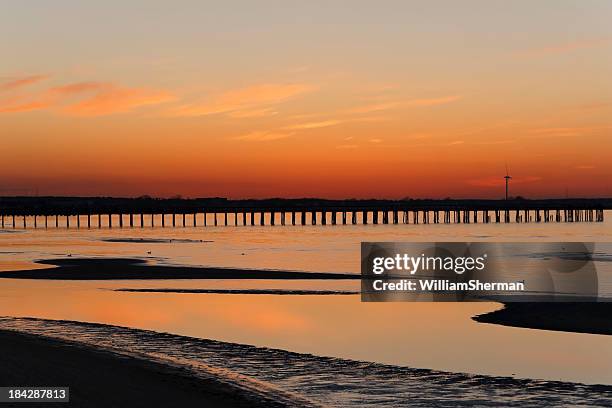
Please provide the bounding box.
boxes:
[504,164,512,200]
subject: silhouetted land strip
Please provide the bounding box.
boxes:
[0,330,281,408]
[1,196,611,215]
[0,258,358,280]
[473,303,612,335]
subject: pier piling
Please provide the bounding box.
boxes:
[0,199,606,230]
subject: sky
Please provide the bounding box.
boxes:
[1,0,611,199]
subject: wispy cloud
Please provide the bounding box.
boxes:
[48,81,106,95]
[530,127,583,137]
[169,83,315,117]
[233,130,295,141]
[243,115,385,142]
[405,95,461,107]
[0,75,53,112]
[446,140,464,146]
[0,99,52,113]
[0,78,175,116]
[1,77,314,118]
[0,75,49,91]
[575,164,595,170]
[343,96,460,115]
[227,107,278,118]
[63,84,175,116]
[358,83,398,94]
[343,102,399,115]
[284,119,343,130]
[353,116,389,123]
[336,144,358,150]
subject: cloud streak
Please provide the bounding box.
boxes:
[405,95,461,107]
[227,107,278,118]
[0,75,49,91]
[233,131,295,141]
[0,79,175,116]
[343,95,460,115]
[0,100,51,113]
[343,102,400,114]
[284,120,343,130]
[61,84,175,116]
[169,83,315,117]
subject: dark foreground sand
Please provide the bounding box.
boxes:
[474,302,612,335]
[0,330,290,408]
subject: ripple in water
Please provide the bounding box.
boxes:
[0,317,611,407]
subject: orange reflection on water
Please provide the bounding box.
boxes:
[1,277,611,384]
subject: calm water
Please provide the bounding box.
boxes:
[1,212,612,402]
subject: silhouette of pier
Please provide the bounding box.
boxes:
[0,196,608,229]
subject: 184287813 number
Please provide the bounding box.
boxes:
[1,387,69,402]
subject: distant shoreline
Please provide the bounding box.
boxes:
[1,196,611,216]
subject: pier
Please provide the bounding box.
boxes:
[0,197,608,229]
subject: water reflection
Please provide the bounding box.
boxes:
[1,212,612,384]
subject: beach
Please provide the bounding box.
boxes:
[0,330,278,408]
[1,317,611,407]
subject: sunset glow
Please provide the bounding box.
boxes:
[1,1,611,198]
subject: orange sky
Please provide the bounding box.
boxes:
[1,1,611,199]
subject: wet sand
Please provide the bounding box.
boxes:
[0,258,358,280]
[1,318,611,407]
[101,238,213,243]
[474,302,612,335]
[0,330,290,408]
